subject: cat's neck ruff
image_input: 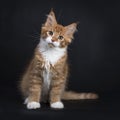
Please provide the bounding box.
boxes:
[38,38,67,66]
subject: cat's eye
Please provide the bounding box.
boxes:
[48,31,53,36]
[58,35,63,40]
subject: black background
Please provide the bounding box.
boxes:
[0,0,120,120]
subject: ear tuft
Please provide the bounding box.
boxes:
[44,9,57,27]
[65,23,78,36]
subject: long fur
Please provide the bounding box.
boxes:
[20,9,98,109]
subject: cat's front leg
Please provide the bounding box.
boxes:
[50,77,65,109]
[26,78,42,109]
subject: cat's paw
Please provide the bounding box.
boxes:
[27,102,40,109]
[50,101,64,109]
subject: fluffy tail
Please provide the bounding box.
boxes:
[61,91,99,100]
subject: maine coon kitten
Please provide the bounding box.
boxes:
[20,10,98,109]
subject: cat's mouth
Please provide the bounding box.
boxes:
[48,43,55,48]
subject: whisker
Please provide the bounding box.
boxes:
[39,50,47,53]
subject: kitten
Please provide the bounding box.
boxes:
[20,10,98,109]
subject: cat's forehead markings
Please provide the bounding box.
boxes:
[54,24,65,33]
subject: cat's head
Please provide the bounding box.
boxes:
[41,9,78,48]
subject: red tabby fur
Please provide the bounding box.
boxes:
[20,9,98,109]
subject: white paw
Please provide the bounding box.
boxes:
[50,101,64,109]
[27,102,40,109]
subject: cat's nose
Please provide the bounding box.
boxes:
[51,39,56,42]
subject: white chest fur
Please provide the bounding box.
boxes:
[38,39,66,67]
[43,49,65,65]
[38,39,66,95]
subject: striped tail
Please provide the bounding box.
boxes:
[62,91,99,100]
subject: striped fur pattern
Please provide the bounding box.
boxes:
[20,10,98,109]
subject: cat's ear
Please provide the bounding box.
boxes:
[65,23,78,36]
[44,9,57,27]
